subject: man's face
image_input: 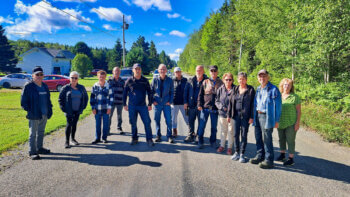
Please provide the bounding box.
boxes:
[238,76,247,85]
[158,65,167,77]
[210,69,218,79]
[196,66,204,77]
[32,72,44,82]
[175,71,182,78]
[113,67,120,79]
[258,73,269,85]
[98,73,106,81]
[133,67,142,76]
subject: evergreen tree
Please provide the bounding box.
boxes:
[73,42,92,59]
[148,41,160,70]
[0,25,17,72]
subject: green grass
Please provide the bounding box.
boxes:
[0,90,92,155]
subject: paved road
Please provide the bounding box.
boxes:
[0,109,349,196]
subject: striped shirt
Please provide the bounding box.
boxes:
[108,77,125,105]
[90,81,114,114]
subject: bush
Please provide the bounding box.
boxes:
[71,53,93,79]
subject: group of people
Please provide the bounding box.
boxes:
[21,64,301,169]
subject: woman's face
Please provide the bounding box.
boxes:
[238,76,247,86]
[283,81,292,93]
[70,74,78,85]
[224,75,233,87]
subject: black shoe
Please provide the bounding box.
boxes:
[184,135,194,143]
[168,137,174,143]
[147,139,155,147]
[130,139,138,145]
[37,148,50,154]
[118,128,125,135]
[250,155,264,164]
[198,144,204,149]
[29,154,40,160]
[155,136,162,142]
[71,139,79,146]
[283,158,295,166]
[276,153,286,162]
[103,139,108,143]
[91,139,101,144]
[64,142,71,149]
[210,142,218,149]
[259,161,274,169]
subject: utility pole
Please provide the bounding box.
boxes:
[122,15,129,68]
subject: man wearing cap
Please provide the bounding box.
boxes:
[123,63,154,146]
[197,65,224,149]
[21,66,52,160]
[171,67,189,138]
[151,64,174,143]
[250,69,282,169]
[183,65,208,142]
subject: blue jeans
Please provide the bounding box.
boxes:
[188,108,200,136]
[29,115,48,155]
[154,104,172,138]
[128,105,153,140]
[197,109,219,145]
[233,116,249,154]
[254,113,274,164]
[95,113,109,141]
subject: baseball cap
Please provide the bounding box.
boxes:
[132,63,141,69]
[174,67,181,72]
[32,66,43,74]
[209,65,218,71]
[257,69,269,75]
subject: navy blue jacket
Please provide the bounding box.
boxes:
[151,76,174,105]
[123,76,153,106]
[173,76,187,105]
[58,83,89,116]
[21,81,53,120]
[184,74,208,109]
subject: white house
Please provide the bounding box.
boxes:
[16,47,75,75]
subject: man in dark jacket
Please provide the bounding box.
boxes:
[21,66,52,160]
[183,65,208,142]
[108,67,125,135]
[197,65,224,149]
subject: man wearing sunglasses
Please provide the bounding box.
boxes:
[197,65,223,149]
[21,66,52,160]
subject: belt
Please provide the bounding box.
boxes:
[257,111,266,114]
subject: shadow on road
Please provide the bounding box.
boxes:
[41,153,162,168]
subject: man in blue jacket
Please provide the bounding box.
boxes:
[123,63,154,147]
[151,64,174,143]
[251,69,282,169]
[21,66,52,160]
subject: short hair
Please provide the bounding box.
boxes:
[69,71,79,78]
[222,73,233,80]
[196,65,204,70]
[279,78,294,93]
[237,72,247,79]
[97,70,106,76]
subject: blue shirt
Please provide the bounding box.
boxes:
[71,89,82,111]
[256,85,268,112]
[36,84,48,116]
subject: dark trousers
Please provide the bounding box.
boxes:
[65,111,80,142]
[188,108,200,137]
[233,116,249,154]
[197,109,218,145]
[128,105,153,140]
[109,104,123,134]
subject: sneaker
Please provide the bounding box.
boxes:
[130,139,138,145]
[91,139,101,144]
[184,135,194,143]
[231,152,240,161]
[259,161,274,169]
[217,146,225,153]
[64,142,71,149]
[37,148,50,154]
[227,148,233,155]
[168,137,174,143]
[239,154,247,163]
[283,158,295,166]
[276,153,286,162]
[147,139,155,147]
[198,144,204,149]
[71,139,79,146]
[250,155,264,164]
[155,136,162,142]
[103,139,108,143]
[118,128,125,135]
[29,154,40,160]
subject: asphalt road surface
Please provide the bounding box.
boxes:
[0,109,349,197]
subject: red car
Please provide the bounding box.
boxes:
[90,69,103,76]
[43,75,70,92]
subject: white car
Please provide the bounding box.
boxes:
[0,73,32,88]
[152,69,173,79]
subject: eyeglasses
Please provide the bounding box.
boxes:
[71,77,78,80]
[210,70,217,72]
[225,79,232,81]
[35,73,43,76]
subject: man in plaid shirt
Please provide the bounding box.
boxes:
[90,70,114,144]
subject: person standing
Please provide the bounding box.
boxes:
[227,72,255,163]
[215,73,235,155]
[276,78,301,166]
[90,70,113,144]
[183,65,208,143]
[171,67,189,138]
[123,63,154,147]
[108,67,125,135]
[58,71,89,148]
[251,69,282,169]
[21,66,52,160]
[151,64,174,143]
[197,65,224,149]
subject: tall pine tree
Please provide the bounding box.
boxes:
[0,25,17,72]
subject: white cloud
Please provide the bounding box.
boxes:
[169,30,186,38]
[159,41,170,46]
[123,0,132,6]
[7,0,94,36]
[131,0,171,11]
[90,7,132,23]
[175,48,183,53]
[167,13,180,18]
[181,16,192,22]
[0,16,14,24]
[169,48,183,61]
[103,24,117,31]
[154,32,162,36]
[53,0,97,2]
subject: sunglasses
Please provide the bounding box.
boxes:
[225,79,232,81]
[35,73,43,76]
[71,77,78,80]
[210,70,218,72]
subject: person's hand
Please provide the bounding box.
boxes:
[198,107,203,111]
[295,123,300,132]
[148,106,152,111]
[153,102,158,106]
[249,118,253,124]
[227,118,231,123]
[124,106,128,111]
[166,102,170,106]
[223,107,227,112]
[92,109,97,115]
[184,104,188,109]
[274,122,279,128]
[107,109,111,115]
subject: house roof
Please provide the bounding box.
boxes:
[24,47,75,59]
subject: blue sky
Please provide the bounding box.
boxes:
[0,0,225,60]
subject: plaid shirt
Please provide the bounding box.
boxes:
[108,77,125,105]
[90,81,114,114]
